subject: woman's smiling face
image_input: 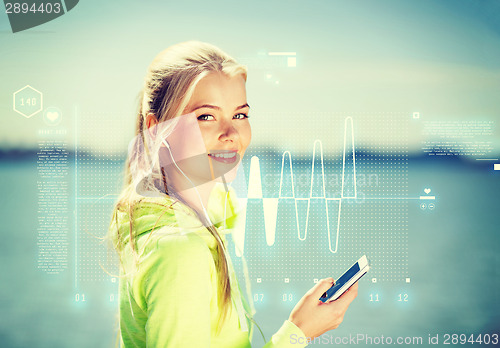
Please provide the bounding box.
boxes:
[183,72,251,182]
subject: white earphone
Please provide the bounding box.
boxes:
[160,138,216,228]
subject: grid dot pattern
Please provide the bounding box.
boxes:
[76,111,129,284]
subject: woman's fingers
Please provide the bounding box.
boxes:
[308,278,334,299]
[331,282,359,310]
[342,282,359,302]
[288,278,360,339]
[322,283,358,331]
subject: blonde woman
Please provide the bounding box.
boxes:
[108,41,358,347]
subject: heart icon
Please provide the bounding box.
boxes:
[47,112,59,122]
[424,188,431,194]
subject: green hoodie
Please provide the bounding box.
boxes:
[110,184,309,347]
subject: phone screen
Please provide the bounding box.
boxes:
[320,262,360,301]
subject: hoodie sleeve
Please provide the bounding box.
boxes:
[136,232,216,347]
[261,320,309,347]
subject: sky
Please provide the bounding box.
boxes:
[0,0,499,153]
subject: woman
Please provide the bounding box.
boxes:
[108,41,358,347]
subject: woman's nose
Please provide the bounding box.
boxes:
[218,120,239,142]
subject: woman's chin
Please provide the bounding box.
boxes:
[214,162,241,182]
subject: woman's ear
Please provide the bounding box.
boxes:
[145,113,159,140]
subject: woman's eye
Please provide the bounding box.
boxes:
[234,113,249,119]
[197,114,215,121]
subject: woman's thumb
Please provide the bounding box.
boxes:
[311,278,334,298]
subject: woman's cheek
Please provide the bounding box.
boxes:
[200,129,215,152]
[243,123,252,149]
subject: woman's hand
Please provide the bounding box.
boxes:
[288,278,358,339]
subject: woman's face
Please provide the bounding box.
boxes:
[162,71,251,186]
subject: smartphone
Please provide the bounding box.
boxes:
[319,255,370,303]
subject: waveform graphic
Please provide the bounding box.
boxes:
[234,117,357,255]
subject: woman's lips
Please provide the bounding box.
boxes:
[208,151,238,164]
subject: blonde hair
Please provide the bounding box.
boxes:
[109,41,247,332]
